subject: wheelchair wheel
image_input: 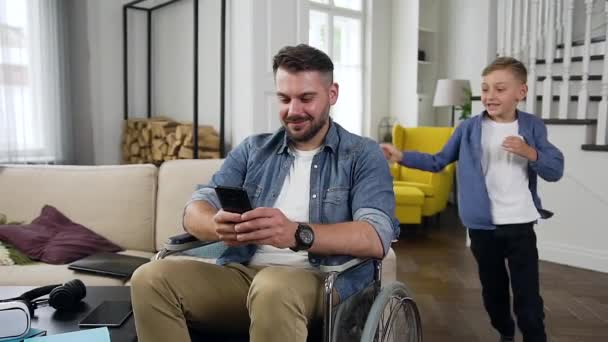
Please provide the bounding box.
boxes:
[360,282,422,342]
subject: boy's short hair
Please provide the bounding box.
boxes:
[272,44,334,83]
[482,57,528,84]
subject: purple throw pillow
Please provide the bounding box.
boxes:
[0,205,122,264]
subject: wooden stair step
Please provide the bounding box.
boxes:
[581,144,608,151]
[535,95,602,102]
[536,55,604,65]
[556,36,606,49]
[537,75,602,82]
[543,119,597,125]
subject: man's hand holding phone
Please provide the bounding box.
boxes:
[214,186,253,247]
[214,186,298,248]
[234,208,298,249]
[213,209,246,247]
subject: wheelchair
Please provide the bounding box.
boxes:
[154,233,423,342]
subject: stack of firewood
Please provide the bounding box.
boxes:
[122,117,220,164]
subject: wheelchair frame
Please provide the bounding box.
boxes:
[154,233,420,342]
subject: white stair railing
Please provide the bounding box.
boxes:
[498,0,506,56]
[520,0,529,63]
[538,0,547,60]
[596,0,608,144]
[527,0,540,113]
[505,0,514,56]
[513,0,522,59]
[502,0,607,137]
[576,0,594,120]
[541,0,555,119]
[556,0,563,46]
[559,0,574,119]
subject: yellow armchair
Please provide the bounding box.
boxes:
[391,124,455,223]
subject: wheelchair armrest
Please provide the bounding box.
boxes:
[320,258,373,274]
[155,232,220,260]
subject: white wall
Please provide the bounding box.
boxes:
[67,0,94,165]
[389,0,418,127]
[68,0,395,163]
[366,0,392,140]
[68,0,224,165]
[537,125,608,273]
[436,0,497,126]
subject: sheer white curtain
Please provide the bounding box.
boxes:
[0,0,71,163]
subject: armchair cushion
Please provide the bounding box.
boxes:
[393,186,425,205]
[394,181,435,197]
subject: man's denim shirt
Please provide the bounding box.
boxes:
[188,121,399,300]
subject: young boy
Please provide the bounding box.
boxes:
[381,57,564,342]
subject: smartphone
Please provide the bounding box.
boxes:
[79,301,132,328]
[214,186,253,214]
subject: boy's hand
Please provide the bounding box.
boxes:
[380,143,403,163]
[502,136,538,161]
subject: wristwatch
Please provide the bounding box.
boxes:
[290,223,315,252]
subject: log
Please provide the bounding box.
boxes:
[168,140,181,156]
[200,134,220,151]
[178,146,220,159]
[141,127,151,145]
[130,142,140,156]
[150,120,178,138]
[177,146,194,159]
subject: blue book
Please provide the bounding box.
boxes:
[24,327,110,342]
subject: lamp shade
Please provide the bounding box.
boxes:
[432,79,471,107]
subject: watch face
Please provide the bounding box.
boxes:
[299,227,314,245]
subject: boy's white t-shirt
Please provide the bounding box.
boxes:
[248,146,320,269]
[481,116,540,225]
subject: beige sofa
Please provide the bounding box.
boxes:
[0,160,396,286]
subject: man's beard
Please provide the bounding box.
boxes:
[284,108,330,143]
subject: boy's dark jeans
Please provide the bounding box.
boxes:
[469,222,547,342]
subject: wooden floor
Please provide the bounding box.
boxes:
[393,206,608,342]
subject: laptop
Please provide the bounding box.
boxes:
[68,252,150,278]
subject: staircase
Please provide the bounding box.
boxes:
[494,0,608,151]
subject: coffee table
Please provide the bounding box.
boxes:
[0,286,137,342]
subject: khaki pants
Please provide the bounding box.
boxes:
[130,259,326,342]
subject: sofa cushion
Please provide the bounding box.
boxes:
[0,250,156,286]
[0,164,157,252]
[155,159,224,250]
[0,205,122,264]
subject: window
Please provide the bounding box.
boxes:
[308,0,364,135]
[0,0,68,163]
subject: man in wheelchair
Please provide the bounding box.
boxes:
[131,44,400,342]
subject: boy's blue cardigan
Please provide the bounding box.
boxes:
[401,110,564,230]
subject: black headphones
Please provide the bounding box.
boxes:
[0,279,86,316]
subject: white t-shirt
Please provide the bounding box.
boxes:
[248,146,320,269]
[481,116,540,225]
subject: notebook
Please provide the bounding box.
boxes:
[25,327,110,342]
[68,252,150,278]
[3,328,45,342]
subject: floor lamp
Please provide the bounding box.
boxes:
[432,79,471,127]
[432,79,470,209]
